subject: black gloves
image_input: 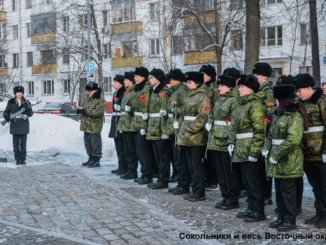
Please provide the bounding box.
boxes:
[77,108,87,116]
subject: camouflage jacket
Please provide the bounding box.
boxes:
[300,88,326,162]
[230,93,267,163]
[109,87,125,138]
[264,111,304,178]
[117,85,137,132]
[163,83,188,136]
[207,88,239,151]
[130,80,151,132]
[256,81,276,110]
[177,85,211,146]
[146,84,171,140]
[203,80,218,103]
[80,88,106,134]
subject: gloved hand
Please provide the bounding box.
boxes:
[248,156,258,162]
[269,156,277,164]
[77,108,86,116]
[173,121,179,130]
[322,154,326,163]
[140,129,146,136]
[113,104,121,111]
[261,149,269,157]
[227,144,234,157]
[159,109,167,117]
[142,113,148,121]
[161,134,169,140]
[205,123,212,132]
[125,105,131,112]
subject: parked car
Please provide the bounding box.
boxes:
[35,102,79,120]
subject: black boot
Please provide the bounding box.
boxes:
[82,156,92,167]
[304,215,323,225]
[236,209,252,219]
[316,217,326,229]
[269,218,283,228]
[111,168,120,174]
[88,157,101,168]
[277,222,297,232]
[215,198,227,209]
[244,212,266,222]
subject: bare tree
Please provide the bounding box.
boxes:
[309,0,320,86]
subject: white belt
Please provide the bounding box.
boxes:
[149,113,160,118]
[304,126,324,133]
[214,120,227,126]
[168,113,173,118]
[272,139,285,145]
[121,112,128,116]
[15,116,24,119]
[184,116,196,121]
[236,132,254,139]
[112,112,121,116]
[134,112,143,117]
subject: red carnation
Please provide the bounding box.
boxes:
[263,118,271,123]
[225,119,231,125]
[139,95,145,99]
[159,93,167,97]
[113,96,118,101]
[205,104,212,110]
[124,91,129,95]
[141,99,148,104]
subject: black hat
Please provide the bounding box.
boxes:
[113,75,124,85]
[13,86,24,94]
[217,74,236,88]
[124,71,134,82]
[85,81,99,91]
[252,62,272,77]
[276,75,294,85]
[293,73,315,89]
[185,71,204,85]
[199,64,216,79]
[134,66,149,79]
[222,67,241,80]
[238,74,260,93]
[149,68,166,83]
[168,69,186,82]
[273,84,296,100]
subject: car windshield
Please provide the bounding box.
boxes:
[42,103,62,109]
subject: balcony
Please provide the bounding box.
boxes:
[184,11,217,28]
[0,67,8,77]
[31,33,56,44]
[112,56,143,69]
[0,11,7,23]
[111,21,143,35]
[32,64,57,74]
[184,50,217,65]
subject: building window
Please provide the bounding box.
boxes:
[0,54,6,68]
[63,79,70,94]
[62,48,69,64]
[149,2,159,21]
[63,16,69,32]
[13,25,18,40]
[45,0,53,4]
[27,81,34,95]
[103,77,112,93]
[43,80,54,95]
[231,30,243,50]
[229,0,244,10]
[31,13,56,35]
[184,27,216,52]
[27,52,33,67]
[300,23,310,45]
[299,66,313,75]
[26,0,32,9]
[26,23,31,37]
[194,0,214,11]
[0,82,5,93]
[122,40,137,57]
[41,50,56,64]
[150,39,160,56]
[13,53,19,68]
[262,0,282,5]
[270,67,282,82]
[0,23,6,39]
[172,36,183,55]
[261,25,282,46]
[12,0,17,11]
[103,43,111,59]
[102,10,108,26]
[78,14,93,29]
[111,0,135,23]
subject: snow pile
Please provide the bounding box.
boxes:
[0,114,116,164]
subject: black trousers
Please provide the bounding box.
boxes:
[84,132,102,158]
[211,150,240,204]
[204,152,218,186]
[170,138,178,176]
[275,178,297,224]
[262,157,272,200]
[13,134,27,162]
[114,132,127,172]
[241,161,266,214]
[182,145,206,197]
[152,140,172,184]
[135,133,155,179]
[177,146,190,189]
[122,132,138,176]
[304,161,326,217]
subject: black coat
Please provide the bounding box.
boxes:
[3,97,33,135]
[109,87,125,138]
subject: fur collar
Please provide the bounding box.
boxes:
[309,87,323,104]
[152,82,165,94]
[135,79,147,92]
[91,88,102,99]
[114,87,125,98]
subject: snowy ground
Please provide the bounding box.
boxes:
[0,114,117,168]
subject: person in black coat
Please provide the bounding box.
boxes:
[3,86,33,165]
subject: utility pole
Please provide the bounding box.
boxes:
[87,0,91,63]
